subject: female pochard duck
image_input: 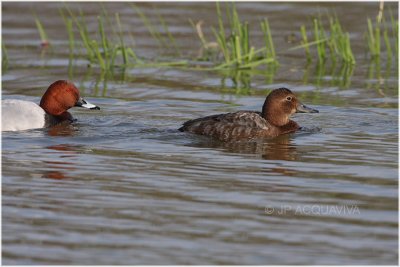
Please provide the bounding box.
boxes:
[179,88,318,141]
[2,80,100,131]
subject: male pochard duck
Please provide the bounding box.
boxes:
[179,88,318,141]
[2,80,100,131]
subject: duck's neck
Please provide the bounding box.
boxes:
[264,112,290,127]
[262,102,290,127]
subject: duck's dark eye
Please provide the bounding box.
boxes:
[286,96,292,101]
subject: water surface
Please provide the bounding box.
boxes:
[2,2,398,265]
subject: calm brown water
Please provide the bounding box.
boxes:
[2,2,398,265]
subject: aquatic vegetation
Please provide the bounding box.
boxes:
[190,20,221,62]
[190,3,278,71]
[11,2,397,93]
[132,4,180,55]
[65,18,75,57]
[389,8,398,59]
[294,15,355,65]
[366,10,398,62]
[34,16,50,47]
[2,43,8,71]
[328,16,356,64]
[313,18,327,63]
[59,6,186,71]
[260,18,276,61]
[27,4,326,91]
[61,7,95,63]
[209,3,278,69]
[300,25,311,62]
[220,69,253,92]
[299,53,355,89]
[364,5,398,89]
[115,13,132,65]
[366,18,381,58]
[366,58,396,99]
[61,7,128,69]
[62,3,279,77]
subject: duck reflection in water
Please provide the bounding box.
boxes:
[186,133,299,161]
[42,144,81,180]
[47,121,77,137]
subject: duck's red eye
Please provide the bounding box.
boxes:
[286,96,292,101]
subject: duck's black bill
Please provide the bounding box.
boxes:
[75,97,100,110]
[296,103,319,113]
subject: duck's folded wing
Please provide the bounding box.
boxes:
[222,111,269,129]
[179,111,270,141]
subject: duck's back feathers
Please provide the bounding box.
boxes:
[179,111,274,141]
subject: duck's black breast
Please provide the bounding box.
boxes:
[179,111,274,141]
[44,112,76,128]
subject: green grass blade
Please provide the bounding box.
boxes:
[375,21,381,57]
[238,57,275,69]
[91,40,105,69]
[98,15,109,67]
[34,16,49,44]
[260,18,276,60]
[367,18,376,55]
[314,19,323,62]
[216,2,228,62]
[156,7,180,54]
[66,19,75,55]
[115,13,130,65]
[212,26,229,63]
[242,22,249,60]
[132,4,166,48]
[382,16,393,61]
[2,42,8,71]
[300,25,311,61]
[64,6,95,61]
[234,35,241,64]
[345,33,356,64]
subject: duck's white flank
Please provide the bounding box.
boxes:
[2,99,46,131]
